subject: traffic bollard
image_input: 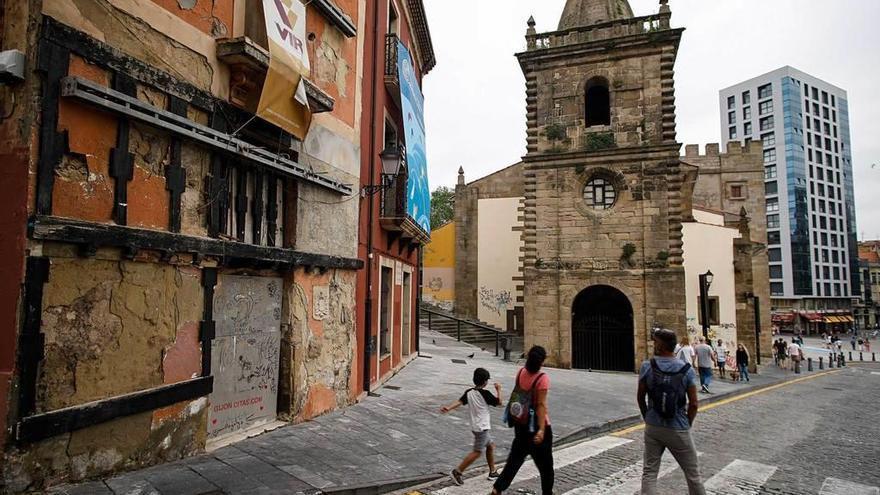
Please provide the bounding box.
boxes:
[849,351,853,361]
[819,357,824,370]
[841,354,846,367]
[874,353,877,362]
[807,357,813,372]
[860,352,864,361]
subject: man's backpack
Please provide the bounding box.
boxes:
[648,359,690,420]
[503,369,545,429]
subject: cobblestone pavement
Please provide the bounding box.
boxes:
[407,363,880,495]
[50,331,797,495]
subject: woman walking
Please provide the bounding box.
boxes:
[736,344,750,382]
[676,336,696,366]
[491,346,554,495]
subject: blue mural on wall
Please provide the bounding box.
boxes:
[397,40,431,234]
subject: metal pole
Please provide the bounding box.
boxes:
[457,320,461,342]
[428,311,432,333]
[495,333,499,357]
[699,274,710,339]
[753,296,762,365]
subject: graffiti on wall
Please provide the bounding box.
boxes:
[479,286,512,316]
[208,275,283,440]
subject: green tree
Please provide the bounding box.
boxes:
[430,186,455,229]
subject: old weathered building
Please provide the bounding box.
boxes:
[0,0,433,491]
[682,142,773,365]
[449,0,771,372]
[516,0,686,371]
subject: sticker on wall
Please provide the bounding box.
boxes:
[313,285,330,321]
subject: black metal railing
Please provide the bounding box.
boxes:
[385,33,399,79]
[421,305,507,357]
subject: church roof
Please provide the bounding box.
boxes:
[558,0,635,31]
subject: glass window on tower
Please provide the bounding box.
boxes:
[812,87,819,100]
[759,100,773,115]
[742,91,751,105]
[767,214,780,229]
[769,248,782,262]
[744,107,752,120]
[765,166,777,179]
[771,283,784,296]
[765,181,778,195]
[759,83,772,99]
[729,127,737,139]
[768,231,781,245]
[744,122,753,136]
[760,116,774,131]
[729,111,736,124]
[728,95,736,109]
[770,266,783,279]
[763,149,776,163]
[822,91,829,104]
[762,133,775,146]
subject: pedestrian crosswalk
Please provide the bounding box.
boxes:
[704,459,777,495]
[432,436,631,495]
[417,436,878,495]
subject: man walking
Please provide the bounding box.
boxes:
[638,328,706,495]
[693,337,716,394]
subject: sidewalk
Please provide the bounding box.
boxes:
[53,331,796,495]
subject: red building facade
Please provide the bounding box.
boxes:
[357,0,435,390]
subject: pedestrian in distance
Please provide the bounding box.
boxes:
[858,337,864,352]
[788,339,802,373]
[675,336,696,367]
[693,337,716,394]
[441,368,503,485]
[776,339,788,369]
[714,339,727,380]
[865,337,871,353]
[638,328,707,495]
[736,344,750,382]
[851,334,857,351]
[491,346,553,495]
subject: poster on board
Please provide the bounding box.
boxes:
[396,40,431,234]
[257,0,312,139]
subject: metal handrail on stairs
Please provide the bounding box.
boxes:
[420,305,506,357]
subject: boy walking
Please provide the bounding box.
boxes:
[441,368,502,484]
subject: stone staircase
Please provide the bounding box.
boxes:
[419,307,524,356]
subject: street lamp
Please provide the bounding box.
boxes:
[361,145,404,197]
[699,270,714,339]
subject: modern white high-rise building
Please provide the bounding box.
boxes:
[720,67,859,328]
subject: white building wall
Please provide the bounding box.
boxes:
[477,197,524,329]
[683,210,741,348]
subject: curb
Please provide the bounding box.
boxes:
[323,369,835,495]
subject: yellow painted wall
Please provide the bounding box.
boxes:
[424,222,455,309]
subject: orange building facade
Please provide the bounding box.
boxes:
[0,0,431,490]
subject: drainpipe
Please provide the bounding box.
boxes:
[363,0,381,394]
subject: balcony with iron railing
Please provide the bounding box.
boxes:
[384,33,402,110]
[378,145,429,245]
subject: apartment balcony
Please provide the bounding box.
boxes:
[379,147,429,246]
[384,33,402,110]
[215,3,335,115]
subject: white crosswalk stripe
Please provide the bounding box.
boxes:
[820,477,880,495]
[433,435,632,495]
[704,459,777,495]
[561,452,701,495]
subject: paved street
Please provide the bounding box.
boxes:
[50,331,794,495]
[406,363,880,495]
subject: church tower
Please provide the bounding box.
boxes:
[517,0,686,370]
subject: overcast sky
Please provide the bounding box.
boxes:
[421,0,880,239]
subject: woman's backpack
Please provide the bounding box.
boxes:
[502,369,545,430]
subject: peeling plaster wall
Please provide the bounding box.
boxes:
[279,268,358,422]
[37,253,203,412]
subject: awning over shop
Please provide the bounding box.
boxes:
[821,314,853,324]
[772,312,796,323]
[801,312,824,323]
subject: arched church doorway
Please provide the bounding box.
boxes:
[572,285,634,371]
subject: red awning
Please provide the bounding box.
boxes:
[772,312,795,323]
[800,312,824,323]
